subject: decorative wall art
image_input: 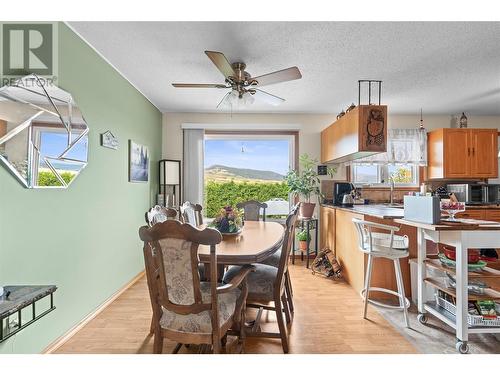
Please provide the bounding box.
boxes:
[366,108,385,147]
[100,131,118,149]
[129,140,149,183]
[0,74,89,188]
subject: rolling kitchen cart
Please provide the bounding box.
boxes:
[396,218,500,354]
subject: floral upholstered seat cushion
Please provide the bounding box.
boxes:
[259,250,281,268]
[160,282,240,333]
[223,264,277,301]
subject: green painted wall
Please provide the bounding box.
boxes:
[0,23,162,353]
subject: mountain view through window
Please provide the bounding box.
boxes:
[204,138,291,217]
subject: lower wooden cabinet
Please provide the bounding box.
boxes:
[320,206,336,250]
[486,210,500,222]
[456,210,486,220]
[456,209,500,222]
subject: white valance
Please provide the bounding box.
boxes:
[351,128,427,166]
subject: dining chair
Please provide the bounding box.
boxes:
[257,205,296,315]
[139,220,254,354]
[180,201,204,226]
[223,204,299,353]
[145,205,178,226]
[236,200,267,222]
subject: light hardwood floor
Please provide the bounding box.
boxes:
[54,261,417,354]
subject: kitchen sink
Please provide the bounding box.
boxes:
[379,203,404,208]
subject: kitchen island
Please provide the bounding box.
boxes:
[320,202,500,297]
[320,204,417,298]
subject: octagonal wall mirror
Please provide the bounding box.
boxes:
[0,75,89,188]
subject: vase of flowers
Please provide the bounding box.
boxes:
[209,206,243,235]
[285,154,336,219]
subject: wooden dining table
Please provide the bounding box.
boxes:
[198,221,285,265]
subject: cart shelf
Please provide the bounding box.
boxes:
[424,277,500,301]
[425,302,500,333]
[424,258,500,279]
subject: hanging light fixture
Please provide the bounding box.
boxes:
[418,108,427,165]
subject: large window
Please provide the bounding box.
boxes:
[204,133,296,217]
[352,163,418,187]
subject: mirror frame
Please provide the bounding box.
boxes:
[0,74,89,189]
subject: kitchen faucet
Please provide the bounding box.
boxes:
[389,175,395,206]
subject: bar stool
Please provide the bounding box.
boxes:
[352,218,410,328]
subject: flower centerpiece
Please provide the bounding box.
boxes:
[209,206,243,235]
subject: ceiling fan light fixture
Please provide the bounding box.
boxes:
[242,91,255,106]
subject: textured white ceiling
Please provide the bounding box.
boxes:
[68,22,500,115]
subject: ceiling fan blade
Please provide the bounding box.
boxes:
[172,83,227,88]
[252,89,285,106]
[205,51,236,79]
[251,66,302,87]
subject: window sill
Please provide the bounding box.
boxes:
[353,185,419,191]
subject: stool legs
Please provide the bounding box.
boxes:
[362,254,374,319]
[393,259,410,328]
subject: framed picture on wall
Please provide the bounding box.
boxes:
[129,140,149,183]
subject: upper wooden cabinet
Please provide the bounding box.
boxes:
[427,128,498,179]
[321,105,387,163]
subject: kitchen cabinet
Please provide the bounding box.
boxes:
[456,208,500,222]
[320,206,335,250]
[486,210,500,222]
[320,105,387,163]
[456,209,486,220]
[427,128,498,179]
[470,130,498,177]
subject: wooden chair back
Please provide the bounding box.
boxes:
[236,200,268,222]
[180,201,204,226]
[145,205,178,226]
[139,220,223,335]
[275,204,300,293]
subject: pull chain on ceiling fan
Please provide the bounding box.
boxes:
[172,51,302,108]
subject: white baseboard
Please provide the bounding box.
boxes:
[42,270,145,354]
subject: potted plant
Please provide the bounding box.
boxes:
[285,154,335,218]
[296,229,310,252]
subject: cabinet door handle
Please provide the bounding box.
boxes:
[468,148,471,156]
[472,147,475,156]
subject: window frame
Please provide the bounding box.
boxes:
[203,131,299,217]
[351,163,420,188]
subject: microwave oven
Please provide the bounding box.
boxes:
[446,184,488,204]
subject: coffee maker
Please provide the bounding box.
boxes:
[334,182,355,206]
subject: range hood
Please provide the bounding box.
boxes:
[321,105,388,164]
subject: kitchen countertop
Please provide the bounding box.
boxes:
[464,204,500,209]
[321,203,404,219]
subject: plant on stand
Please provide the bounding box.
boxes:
[285,154,336,218]
[296,229,310,252]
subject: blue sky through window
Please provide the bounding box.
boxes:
[204,139,290,175]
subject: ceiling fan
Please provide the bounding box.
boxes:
[172,51,302,109]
